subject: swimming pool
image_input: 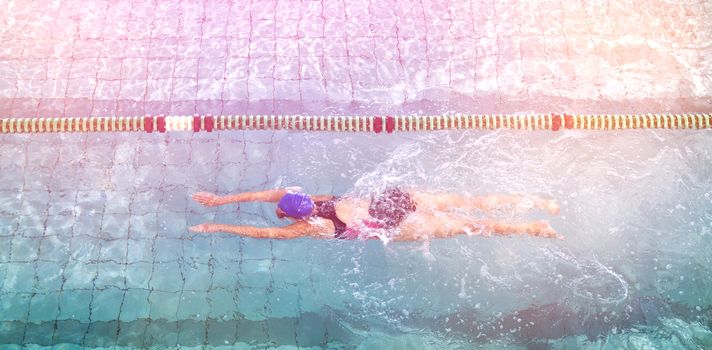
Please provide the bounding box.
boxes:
[1,0,711,349]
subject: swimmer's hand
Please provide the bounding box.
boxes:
[189,223,217,233]
[192,192,223,206]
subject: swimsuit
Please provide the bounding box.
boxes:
[338,219,385,240]
[313,197,381,240]
[367,187,417,229]
[312,197,350,239]
[314,188,415,240]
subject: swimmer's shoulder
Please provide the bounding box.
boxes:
[297,216,336,238]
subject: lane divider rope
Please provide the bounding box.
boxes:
[1,113,710,134]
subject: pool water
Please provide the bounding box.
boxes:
[1,0,712,349]
[1,129,711,349]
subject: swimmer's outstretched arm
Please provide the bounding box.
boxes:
[192,188,333,207]
[189,220,331,239]
[192,189,288,206]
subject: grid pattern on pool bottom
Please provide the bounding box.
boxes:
[0,131,372,348]
[0,241,347,346]
[1,0,711,118]
[4,130,712,348]
[0,314,355,348]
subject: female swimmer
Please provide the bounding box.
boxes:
[189,187,562,241]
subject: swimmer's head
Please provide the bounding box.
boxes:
[368,187,417,228]
[277,192,314,219]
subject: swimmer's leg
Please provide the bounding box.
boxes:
[416,192,559,215]
[469,194,560,215]
[414,212,562,239]
[396,212,562,241]
[459,218,562,239]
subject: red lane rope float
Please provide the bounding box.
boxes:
[1,113,711,134]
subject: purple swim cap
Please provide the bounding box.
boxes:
[277,192,314,219]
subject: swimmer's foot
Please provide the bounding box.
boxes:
[189,223,217,233]
[192,192,223,207]
[527,221,564,240]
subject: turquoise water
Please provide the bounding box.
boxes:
[1,129,711,348]
[1,0,712,348]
